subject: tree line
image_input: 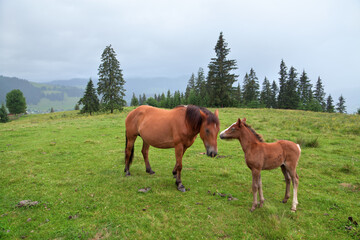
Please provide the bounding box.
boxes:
[130,32,347,114]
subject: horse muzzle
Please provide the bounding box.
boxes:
[206,147,217,158]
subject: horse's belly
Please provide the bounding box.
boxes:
[139,129,175,149]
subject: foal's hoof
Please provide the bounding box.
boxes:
[177,184,186,192]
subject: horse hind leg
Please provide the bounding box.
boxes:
[142,141,155,174]
[281,165,291,203]
[290,171,299,212]
[284,164,299,212]
[124,135,137,176]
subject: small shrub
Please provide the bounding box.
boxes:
[296,136,319,148]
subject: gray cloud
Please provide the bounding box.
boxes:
[0,0,359,112]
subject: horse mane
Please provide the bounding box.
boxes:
[243,122,264,142]
[184,105,219,132]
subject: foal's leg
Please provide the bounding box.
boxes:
[174,144,186,192]
[251,169,261,211]
[142,141,155,174]
[124,136,137,176]
[281,165,291,203]
[287,167,299,212]
[258,174,265,207]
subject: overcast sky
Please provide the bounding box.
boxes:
[0,0,359,112]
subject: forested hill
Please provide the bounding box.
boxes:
[0,76,43,105]
[0,76,84,112]
[0,75,187,113]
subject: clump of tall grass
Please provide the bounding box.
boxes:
[296,136,319,148]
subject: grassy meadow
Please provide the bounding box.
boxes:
[0,108,359,239]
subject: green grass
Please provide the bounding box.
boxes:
[1,108,359,239]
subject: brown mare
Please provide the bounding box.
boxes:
[220,118,301,212]
[125,105,220,192]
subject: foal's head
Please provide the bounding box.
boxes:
[220,118,264,142]
[199,108,220,157]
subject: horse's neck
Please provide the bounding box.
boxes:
[239,128,259,152]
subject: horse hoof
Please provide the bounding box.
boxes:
[282,199,288,203]
[291,208,297,212]
[125,172,131,177]
[177,184,186,192]
[146,169,155,174]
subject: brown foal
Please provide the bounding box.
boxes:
[220,118,301,212]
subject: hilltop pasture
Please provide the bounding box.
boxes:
[0,108,359,239]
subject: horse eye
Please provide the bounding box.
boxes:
[205,129,210,134]
[231,127,235,131]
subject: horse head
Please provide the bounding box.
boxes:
[199,109,220,157]
[219,118,246,140]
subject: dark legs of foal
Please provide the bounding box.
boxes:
[281,165,291,203]
[281,164,299,211]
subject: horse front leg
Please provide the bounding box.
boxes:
[174,145,186,192]
[258,174,265,208]
[250,169,261,211]
[172,148,186,178]
[142,141,155,174]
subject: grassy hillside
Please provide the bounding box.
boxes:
[0,108,359,239]
[0,76,83,113]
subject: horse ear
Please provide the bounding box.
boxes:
[237,118,241,126]
[199,110,207,120]
[214,109,219,117]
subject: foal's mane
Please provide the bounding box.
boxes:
[183,105,219,132]
[243,122,264,142]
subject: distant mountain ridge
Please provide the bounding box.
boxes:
[0,75,188,113]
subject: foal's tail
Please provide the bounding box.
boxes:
[125,132,134,165]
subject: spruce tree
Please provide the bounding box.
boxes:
[173,90,181,107]
[207,32,238,107]
[97,45,126,113]
[336,94,346,113]
[326,94,335,113]
[284,66,299,109]
[270,80,278,108]
[78,79,100,115]
[298,70,313,110]
[260,77,272,108]
[242,68,260,107]
[314,76,326,111]
[277,59,288,109]
[0,103,9,123]
[233,83,242,107]
[195,68,207,106]
[130,93,139,106]
[185,73,196,103]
